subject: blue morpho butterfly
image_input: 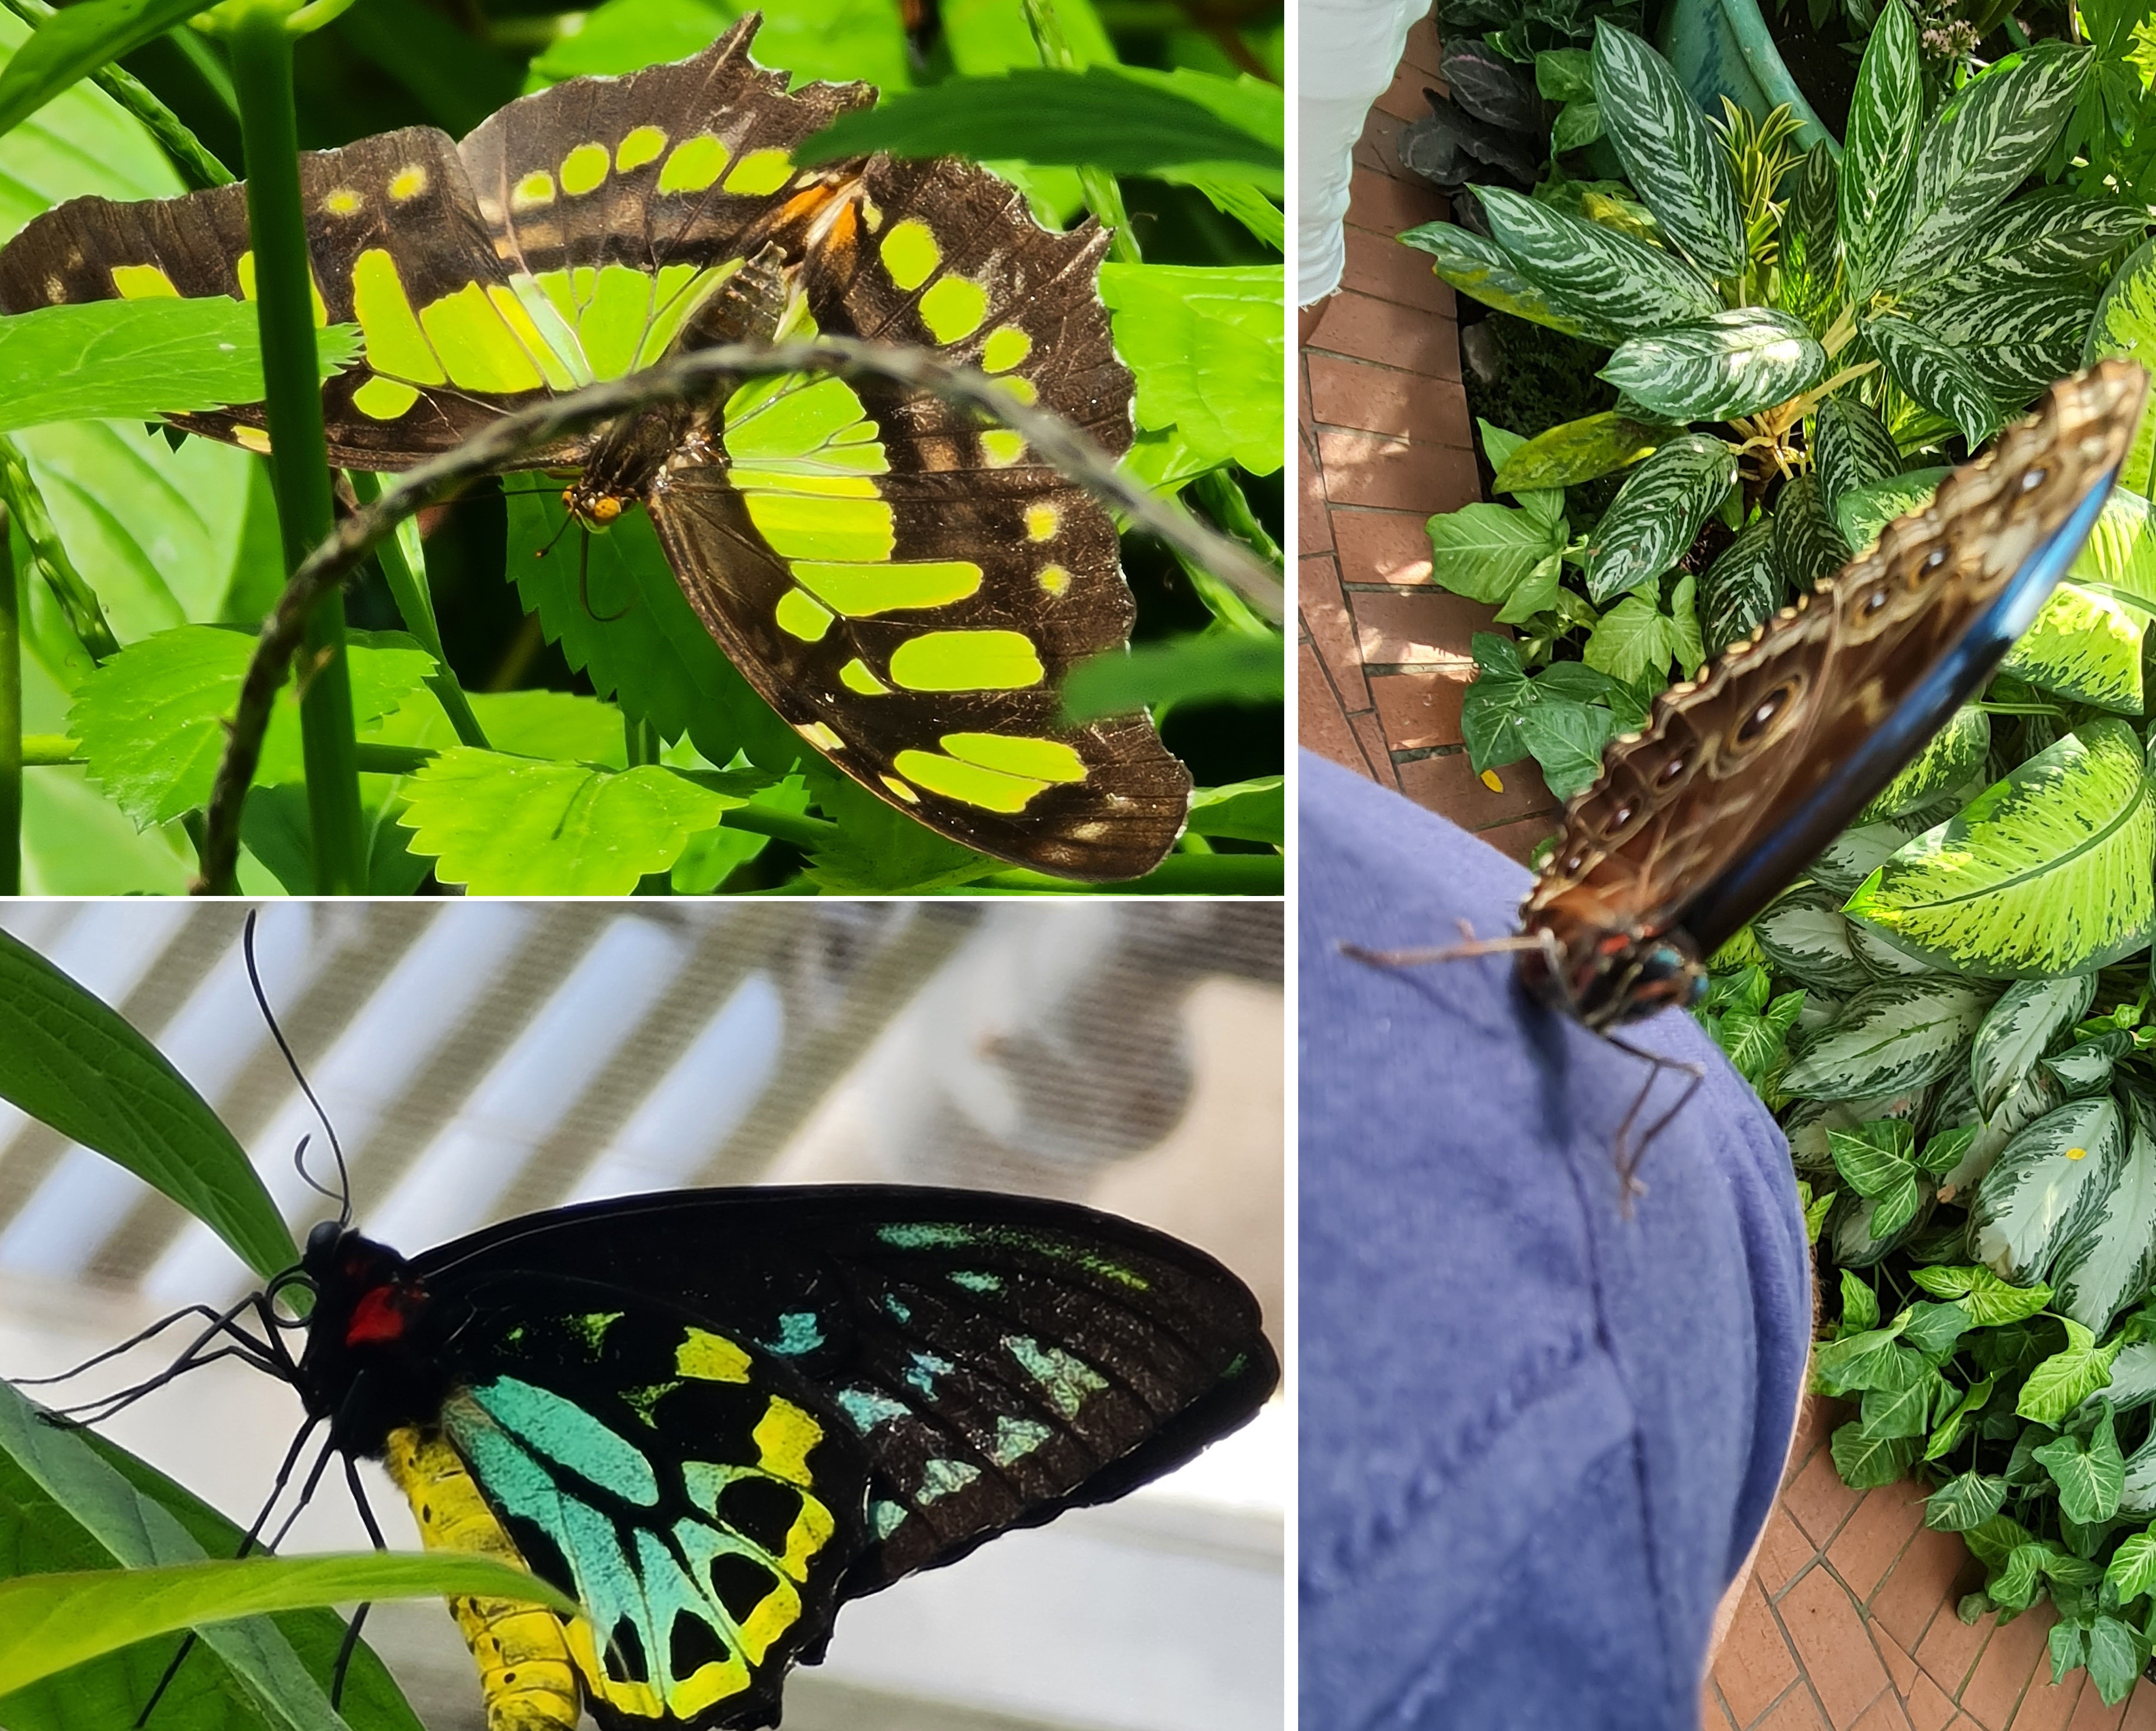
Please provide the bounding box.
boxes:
[1348,361,2149,1173]
[33,949,1278,1731]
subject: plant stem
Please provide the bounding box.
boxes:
[1021,0,1141,264]
[0,436,118,661]
[20,734,76,764]
[348,469,489,749]
[1185,469,1281,636]
[0,0,235,187]
[229,2,364,895]
[0,503,18,896]
[981,852,1282,893]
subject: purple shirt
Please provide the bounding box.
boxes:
[1298,752,1810,1729]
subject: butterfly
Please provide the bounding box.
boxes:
[0,17,1192,882]
[132,1184,1276,1731]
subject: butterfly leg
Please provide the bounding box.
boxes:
[330,1453,391,1708]
[1600,1033,1706,1210]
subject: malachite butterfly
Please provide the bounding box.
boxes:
[0,16,1195,881]
[190,1186,1274,1731]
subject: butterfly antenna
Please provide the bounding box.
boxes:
[578,531,633,623]
[533,507,576,560]
[243,911,349,1226]
[1339,919,1551,969]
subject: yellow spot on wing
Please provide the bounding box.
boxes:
[353,376,420,419]
[881,775,920,803]
[893,748,1050,812]
[919,276,988,344]
[1024,504,1058,541]
[943,733,1085,782]
[889,631,1044,692]
[388,165,429,201]
[677,1327,752,1382]
[1038,564,1071,596]
[982,325,1032,373]
[744,492,894,564]
[790,559,982,615]
[840,658,887,694]
[753,1397,823,1485]
[879,218,939,291]
[658,133,728,193]
[110,264,177,298]
[616,125,667,172]
[234,427,272,454]
[776,589,835,642]
[418,282,546,392]
[323,187,362,216]
[981,429,1027,467]
[723,148,793,195]
[560,143,609,196]
[511,170,555,210]
[996,374,1039,406]
[798,721,844,752]
[352,248,447,384]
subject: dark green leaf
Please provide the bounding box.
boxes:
[1062,632,1283,720]
[1588,22,1743,277]
[1927,1470,2009,1530]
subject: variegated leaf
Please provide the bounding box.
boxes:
[1839,0,1922,301]
[2053,1100,2156,1333]
[1921,193,2148,289]
[1971,973,2098,1119]
[1947,1064,2066,1199]
[1599,307,1825,421]
[1972,1095,2125,1284]
[1848,918,1949,979]
[1489,411,1667,493]
[1898,277,2103,410]
[1865,314,2003,448]
[1773,473,1851,596]
[2120,1429,2156,1517]
[2088,1341,2156,1415]
[1778,143,1841,330]
[1579,432,1736,602]
[1830,1189,1932,1266]
[1810,800,1952,897]
[1857,706,1989,823]
[2070,488,2156,613]
[1888,47,2086,293]
[1699,515,1780,656]
[1844,721,2156,978]
[2083,237,2156,499]
[1477,186,1722,341]
[1781,976,1996,1100]
[1588,22,1744,281]
[2046,1030,2131,1097]
[2000,581,2144,713]
[1754,880,1874,992]
[1399,221,1600,341]
[1837,466,1951,554]
[1815,394,1904,524]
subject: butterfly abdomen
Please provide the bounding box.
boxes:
[385,1425,585,1731]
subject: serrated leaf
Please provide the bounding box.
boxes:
[1865,314,2004,448]
[1600,307,1825,421]
[1579,432,1736,602]
[1588,22,1743,278]
[1839,0,1922,299]
[1478,185,1722,340]
[1098,263,1282,475]
[1781,976,1995,1099]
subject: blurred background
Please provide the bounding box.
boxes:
[0,901,1283,1731]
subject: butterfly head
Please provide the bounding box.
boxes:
[562,485,629,533]
[1518,909,1707,1030]
[294,1224,449,1450]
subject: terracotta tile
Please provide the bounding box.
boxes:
[2012,1672,2086,1731]
[1301,558,1369,715]
[1910,1675,1958,1731]
[1829,1480,1930,1604]
[1395,747,1548,824]
[1299,349,1314,431]
[1341,224,1458,314]
[1299,641,1378,780]
[1400,9,1444,77]
[2119,1680,2156,1731]
[1960,1607,2054,1731]
[1705,1680,1738,1731]
[1299,433,1334,553]
[1308,353,1474,448]
[1914,1597,1992,1706]
[1874,1524,1975,1660]
[1317,428,1479,513]
[1356,103,1410,180]
[1878,1627,1920,1697]
[1370,665,1470,751]
[1857,1695,1916,1731]
[1308,289,1463,378]
[1778,1566,1892,1729]
[1716,1575,1802,1728]
[1347,162,1446,233]
[1351,588,1496,663]
[1473,808,1562,864]
[1333,508,1439,587]
[1784,1443,1866,1548]
[2066,1682,2129,1731]
[1759,1508,1821,1597]
[1762,1689,1834,1731]
[1348,709,1400,789]
[1790,1395,1852,1480]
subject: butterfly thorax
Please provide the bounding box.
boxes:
[295,1223,456,1456]
[1516,903,1707,1031]
[565,401,709,530]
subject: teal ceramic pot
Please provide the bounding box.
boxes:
[1655,0,1841,154]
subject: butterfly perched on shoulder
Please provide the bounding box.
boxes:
[1353,362,2146,1055]
[0,16,1192,881]
[184,1185,1274,1731]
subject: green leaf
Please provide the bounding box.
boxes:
[2084,237,2156,499]
[0,301,361,434]
[1476,186,1722,342]
[0,1553,575,1698]
[1061,632,1283,720]
[1535,45,1595,102]
[1837,466,1951,555]
[1581,590,1677,684]
[1773,473,1851,596]
[1831,1418,1920,1487]
[1838,0,1922,300]
[1814,394,1905,522]
[66,625,437,828]
[1842,1267,1881,1331]
[2085,1612,2143,1704]
[1857,706,1988,825]
[1779,143,1841,327]
[1862,1362,1948,1437]
[1899,277,2104,411]
[800,771,999,893]
[1976,1096,2128,1285]
[2001,581,2144,714]
[1815,1317,1912,1390]
[1927,1470,2010,1530]
[530,0,914,93]
[1781,977,1996,1099]
[1844,722,2156,978]
[2104,1527,2156,1601]
[2033,1405,2125,1522]
[1864,314,2003,448]
[2052,1093,2156,1333]
[1579,433,1737,603]
[798,65,1282,192]
[1804,1185,1836,1242]
[1097,264,1282,475]
[1974,977,2099,1122]
[1698,516,1779,657]
[1551,98,1601,151]
[0,0,215,144]
[1587,22,1744,279]
[1425,501,1565,602]
[1600,308,1825,421]
[1926,1374,1998,1459]
[397,750,744,895]
[0,928,291,1281]
[1489,411,1665,493]
[1829,1119,1918,1196]
[1751,882,1872,992]
[1398,222,1593,339]
[2018,1317,2126,1422]
[1185,775,1282,845]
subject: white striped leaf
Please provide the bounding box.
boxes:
[1857,706,1989,823]
[2119,1422,2156,1515]
[1699,516,1780,656]
[1588,23,1744,279]
[1490,411,1667,493]
[1477,186,1723,340]
[1888,47,2087,293]
[1600,308,1825,422]
[1911,194,2149,292]
[1830,1189,1932,1265]
[2083,237,2156,499]
[1848,918,1950,979]
[1399,221,1600,341]
[1928,1471,2010,1529]
[2069,488,2156,614]
[1946,1065,2066,1199]
[1839,1,1922,302]
[1972,974,2099,1119]
[1774,473,1852,596]
[2033,1407,2124,1521]
[1815,394,1904,524]
[1579,432,1736,602]
[1843,721,2156,978]
[2086,1341,2156,1415]
[1778,143,1841,330]
[1753,881,1874,992]
[1972,1096,2126,1283]
[1865,314,2003,448]
[2052,1095,2156,1333]
[1781,976,1996,1099]
[1811,801,1952,897]
[2046,1031,2133,1098]
[1898,277,2104,409]
[2000,581,2143,714]
[1837,466,1951,555]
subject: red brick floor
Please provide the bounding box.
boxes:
[1711,1396,2156,1730]
[1296,3,1563,864]
[1299,15,2156,1730]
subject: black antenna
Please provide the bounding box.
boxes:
[242,911,349,1227]
[579,530,633,623]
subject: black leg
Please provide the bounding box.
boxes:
[1601,1033,1706,1214]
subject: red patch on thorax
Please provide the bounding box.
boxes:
[346,1282,422,1346]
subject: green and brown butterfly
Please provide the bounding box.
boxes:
[0,16,1194,880]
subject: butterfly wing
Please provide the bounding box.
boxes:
[1523,361,2146,1011]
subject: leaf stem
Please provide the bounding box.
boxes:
[0,502,17,896]
[1021,0,1141,264]
[348,470,489,749]
[1186,468,1281,636]
[229,1,363,894]
[0,435,117,660]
